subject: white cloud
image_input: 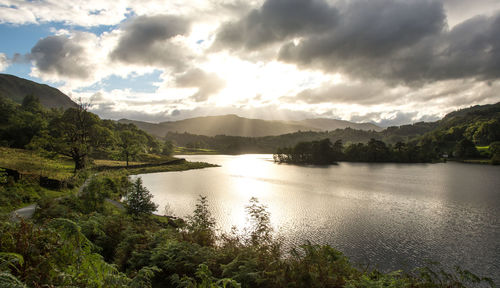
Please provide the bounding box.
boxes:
[0,53,9,71]
[2,0,500,127]
[0,0,260,27]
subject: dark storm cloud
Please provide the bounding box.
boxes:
[216,0,500,84]
[175,69,226,102]
[278,0,447,83]
[279,0,500,83]
[29,35,90,78]
[213,0,338,50]
[110,15,191,69]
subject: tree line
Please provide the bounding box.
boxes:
[0,95,174,171]
[273,138,440,164]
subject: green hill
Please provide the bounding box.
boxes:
[0,74,77,109]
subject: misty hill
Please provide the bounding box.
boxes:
[119,114,381,138]
[0,74,77,109]
[294,118,383,132]
[164,102,500,154]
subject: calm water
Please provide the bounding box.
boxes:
[135,154,500,281]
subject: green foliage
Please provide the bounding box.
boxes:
[81,177,112,212]
[49,104,101,171]
[0,95,170,173]
[0,271,27,288]
[2,190,495,288]
[125,177,158,216]
[346,271,410,288]
[130,266,162,288]
[162,140,175,156]
[245,197,272,246]
[0,219,130,287]
[274,138,342,164]
[187,195,216,246]
[175,264,241,288]
[0,168,6,184]
[455,138,478,159]
[118,130,147,166]
[275,138,437,164]
[414,263,494,288]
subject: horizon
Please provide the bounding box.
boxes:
[1,0,500,127]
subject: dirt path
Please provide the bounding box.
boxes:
[11,172,128,221]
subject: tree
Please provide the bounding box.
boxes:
[455,138,478,159]
[162,140,174,156]
[245,197,272,246]
[21,94,43,113]
[187,195,216,246]
[125,177,158,216]
[118,130,146,167]
[80,177,112,212]
[50,104,100,171]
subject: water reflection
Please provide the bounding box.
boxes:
[134,154,500,283]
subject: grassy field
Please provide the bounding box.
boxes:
[0,147,74,180]
[174,146,218,155]
[93,159,146,167]
[462,159,492,164]
[125,161,218,175]
[0,147,218,213]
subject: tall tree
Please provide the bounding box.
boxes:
[118,130,147,167]
[50,103,100,171]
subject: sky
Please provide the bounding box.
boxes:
[1,0,500,126]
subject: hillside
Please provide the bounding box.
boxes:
[163,102,500,155]
[294,118,383,132]
[0,73,77,109]
[120,114,381,138]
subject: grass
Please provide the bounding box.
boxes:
[0,147,74,180]
[476,146,489,152]
[174,147,218,155]
[462,159,492,164]
[123,161,219,175]
[0,147,218,213]
[93,159,146,167]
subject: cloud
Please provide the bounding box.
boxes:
[287,81,400,105]
[28,34,93,79]
[278,1,500,84]
[214,0,500,84]
[278,0,447,82]
[0,53,9,71]
[0,0,128,26]
[349,111,438,127]
[110,14,193,69]
[175,68,226,102]
[214,0,338,50]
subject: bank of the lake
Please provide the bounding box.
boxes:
[136,154,500,284]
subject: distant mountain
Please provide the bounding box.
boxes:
[294,118,383,132]
[0,74,77,109]
[119,114,382,138]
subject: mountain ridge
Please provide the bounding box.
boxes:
[0,74,78,109]
[119,114,382,138]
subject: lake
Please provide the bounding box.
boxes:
[134,154,500,282]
